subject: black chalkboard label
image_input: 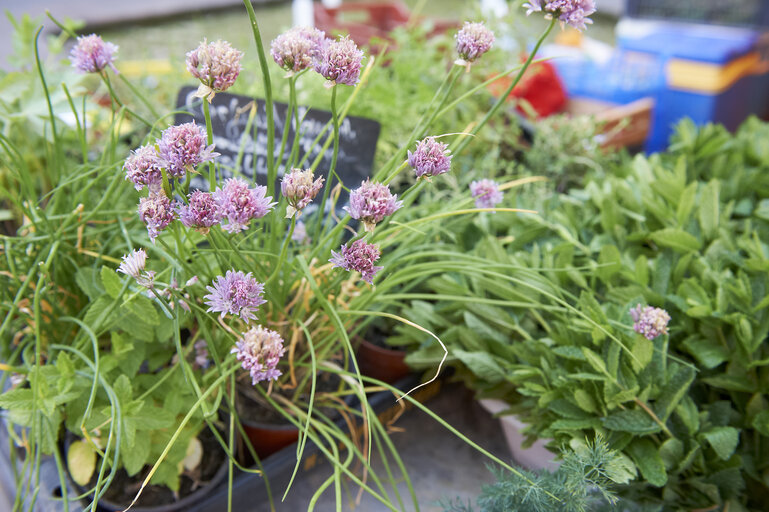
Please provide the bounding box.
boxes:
[174,86,380,195]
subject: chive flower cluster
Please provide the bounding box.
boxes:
[330,239,383,285]
[186,39,244,101]
[345,180,403,232]
[470,179,503,209]
[117,249,155,289]
[158,122,218,177]
[313,36,364,87]
[214,178,275,233]
[204,270,266,324]
[630,304,671,340]
[455,22,495,68]
[232,326,286,385]
[281,168,324,218]
[176,190,220,233]
[408,137,453,179]
[270,26,326,74]
[523,0,596,31]
[70,34,118,74]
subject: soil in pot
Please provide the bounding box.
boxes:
[75,426,228,512]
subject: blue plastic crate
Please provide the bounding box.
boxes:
[626,0,769,28]
[617,22,769,152]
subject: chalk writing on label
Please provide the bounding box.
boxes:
[174,87,380,194]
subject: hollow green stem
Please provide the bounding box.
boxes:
[314,85,340,234]
[203,100,216,190]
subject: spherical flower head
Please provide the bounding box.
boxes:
[281,168,324,218]
[138,192,175,243]
[213,178,276,233]
[630,304,671,340]
[124,144,162,191]
[177,190,220,233]
[313,36,364,87]
[204,270,266,323]
[344,180,403,232]
[117,249,155,288]
[407,137,453,179]
[186,39,243,101]
[271,26,326,75]
[231,326,286,385]
[70,34,118,74]
[523,0,596,31]
[455,22,495,68]
[157,122,218,178]
[470,179,503,209]
[329,239,383,285]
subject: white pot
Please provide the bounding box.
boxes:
[479,398,561,471]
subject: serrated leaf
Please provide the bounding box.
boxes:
[654,364,696,422]
[605,452,637,484]
[675,396,700,435]
[581,347,609,377]
[124,295,159,326]
[659,438,684,470]
[627,438,667,487]
[67,441,96,487]
[650,229,702,253]
[453,350,506,384]
[123,433,150,476]
[573,389,597,413]
[75,267,104,301]
[631,336,654,372]
[676,182,697,225]
[83,295,117,331]
[699,180,720,240]
[101,265,123,299]
[702,426,739,460]
[752,410,769,437]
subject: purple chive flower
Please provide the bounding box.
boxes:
[123,144,162,192]
[344,180,403,232]
[176,190,220,233]
[138,192,175,242]
[522,0,596,31]
[271,26,326,74]
[281,168,324,218]
[70,34,118,74]
[313,35,364,88]
[117,249,155,289]
[329,239,383,284]
[292,220,309,244]
[407,137,453,179]
[470,179,503,209]
[630,304,671,340]
[213,178,276,233]
[204,270,266,323]
[194,340,211,370]
[157,122,218,179]
[186,39,244,101]
[455,22,495,67]
[232,325,286,385]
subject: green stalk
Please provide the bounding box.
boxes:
[101,71,152,128]
[242,0,275,193]
[203,100,217,190]
[314,85,340,234]
[452,18,556,155]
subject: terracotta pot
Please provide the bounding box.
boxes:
[240,419,299,460]
[355,337,411,384]
[479,398,560,471]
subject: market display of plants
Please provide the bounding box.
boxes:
[0,1,587,511]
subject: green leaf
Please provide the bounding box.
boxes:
[654,364,696,422]
[659,438,684,470]
[597,245,622,284]
[453,350,506,384]
[604,409,661,434]
[702,426,739,460]
[101,265,123,299]
[681,335,729,369]
[83,296,117,331]
[627,438,667,487]
[676,182,698,226]
[67,440,96,487]
[75,267,104,301]
[752,410,769,437]
[123,432,151,477]
[581,347,609,377]
[605,452,637,484]
[675,396,700,436]
[573,389,597,413]
[650,229,702,253]
[123,295,159,326]
[634,255,649,287]
[702,375,756,393]
[698,180,720,240]
[631,336,654,372]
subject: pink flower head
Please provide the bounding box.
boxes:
[138,191,175,242]
[313,36,364,87]
[407,137,453,179]
[630,304,671,340]
[271,26,326,74]
[522,0,596,31]
[329,239,383,284]
[213,178,276,233]
[157,122,218,179]
[281,168,324,218]
[344,180,403,232]
[186,39,243,101]
[177,190,220,233]
[70,34,118,74]
[204,270,266,323]
[455,22,495,65]
[117,249,155,289]
[470,179,503,209]
[232,325,286,385]
[124,144,162,191]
